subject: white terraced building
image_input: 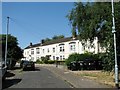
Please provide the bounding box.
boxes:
[23,36,105,62]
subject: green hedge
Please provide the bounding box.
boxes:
[36,59,55,64]
[65,52,100,66]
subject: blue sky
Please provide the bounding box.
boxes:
[2,2,74,49]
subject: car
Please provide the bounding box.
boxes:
[21,60,35,71]
[0,60,7,81]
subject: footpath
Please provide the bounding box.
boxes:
[36,64,113,88]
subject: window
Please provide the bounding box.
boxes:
[36,57,39,60]
[31,57,34,61]
[53,48,55,53]
[43,49,44,53]
[70,44,75,51]
[63,55,65,60]
[47,48,49,53]
[82,45,85,51]
[59,46,64,52]
[53,56,55,60]
[31,49,34,55]
[60,56,62,60]
[27,51,29,55]
[36,48,40,54]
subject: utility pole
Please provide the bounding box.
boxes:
[5,16,9,67]
[111,0,119,88]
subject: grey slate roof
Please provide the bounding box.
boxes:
[24,36,78,49]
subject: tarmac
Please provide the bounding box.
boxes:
[37,64,113,88]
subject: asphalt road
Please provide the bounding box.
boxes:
[2,66,71,89]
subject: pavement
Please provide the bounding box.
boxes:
[37,64,113,88]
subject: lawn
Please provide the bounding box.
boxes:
[71,70,120,87]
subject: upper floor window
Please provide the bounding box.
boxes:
[47,48,50,53]
[36,48,40,54]
[31,49,34,55]
[27,51,29,55]
[43,49,45,53]
[53,48,55,53]
[69,42,76,51]
[59,44,65,52]
[60,46,64,52]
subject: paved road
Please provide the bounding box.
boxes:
[2,66,71,89]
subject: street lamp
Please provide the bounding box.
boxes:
[5,17,9,67]
[111,0,119,88]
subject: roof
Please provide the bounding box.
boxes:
[24,36,78,49]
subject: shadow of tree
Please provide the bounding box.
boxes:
[5,71,15,78]
[22,67,40,71]
[2,78,22,89]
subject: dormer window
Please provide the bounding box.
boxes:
[69,42,76,51]
[59,44,65,52]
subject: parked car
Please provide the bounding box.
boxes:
[0,60,7,81]
[21,60,35,71]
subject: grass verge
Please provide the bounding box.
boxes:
[72,70,120,87]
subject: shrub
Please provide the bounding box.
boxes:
[65,52,100,67]
[65,53,81,66]
[36,59,43,64]
[47,60,55,64]
[41,56,49,64]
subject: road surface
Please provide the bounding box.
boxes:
[2,66,71,89]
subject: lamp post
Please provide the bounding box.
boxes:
[111,0,119,88]
[5,16,9,67]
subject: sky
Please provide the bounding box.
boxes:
[2,2,75,49]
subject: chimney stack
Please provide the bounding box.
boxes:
[30,42,32,46]
[41,39,44,45]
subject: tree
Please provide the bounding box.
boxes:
[67,2,120,71]
[1,34,23,68]
[52,35,64,40]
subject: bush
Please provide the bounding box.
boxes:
[36,59,43,64]
[47,60,55,64]
[65,52,95,66]
[65,53,80,66]
[98,53,114,71]
[41,56,49,64]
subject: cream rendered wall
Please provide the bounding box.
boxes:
[23,37,103,62]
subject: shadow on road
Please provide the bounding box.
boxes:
[12,67,21,70]
[22,67,40,71]
[35,67,41,71]
[2,78,22,89]
[5,71,15,78]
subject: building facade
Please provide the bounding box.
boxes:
[23,37,104,62]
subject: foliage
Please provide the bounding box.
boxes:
[67,2,120,71]
[36,59,43,64]
[1,34,23,68]
[52,35,64,40]
[47,60,55,64]
[65,52,99,66]
[43,35,65,43]
[36,59,55,64]
[41,56,49,64]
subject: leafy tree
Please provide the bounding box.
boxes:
[67,2,120,71]
[52,35,64,40]
[43,35,65,43]
[1,34,23,68]
[44,38,51,42]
